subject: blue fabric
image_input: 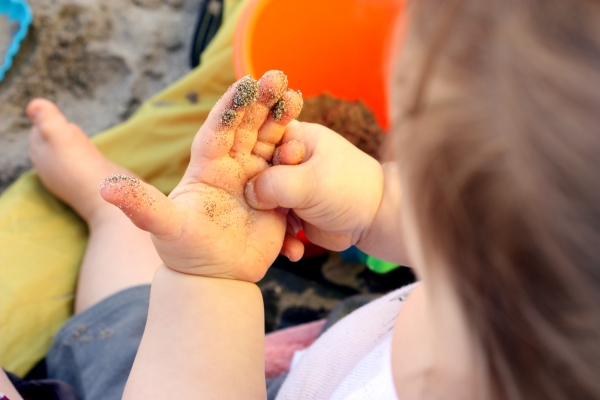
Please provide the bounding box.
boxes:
[43,284,378,400]
[45,286,150,400]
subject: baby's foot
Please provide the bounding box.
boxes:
[100,71,304,281]
[27,99,132,224]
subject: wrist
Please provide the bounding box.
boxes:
[346,158,385,247]
[355,162,409,265]
[156,257,267,283]
[154,264,261,292]
[127,264,265,399]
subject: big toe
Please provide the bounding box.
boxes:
[27,98,70,139]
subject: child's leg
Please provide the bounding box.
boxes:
[27,99,163,314]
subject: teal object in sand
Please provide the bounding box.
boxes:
[0,0,32,82]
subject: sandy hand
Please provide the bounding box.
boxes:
[244,121,385,256]
[100,72,304,282]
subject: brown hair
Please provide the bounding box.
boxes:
[395,0,600,398]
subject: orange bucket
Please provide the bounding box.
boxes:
[233,0,405,130]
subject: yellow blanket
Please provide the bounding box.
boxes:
[0,0,247,376]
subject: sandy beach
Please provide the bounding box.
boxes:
[0,0,201,192]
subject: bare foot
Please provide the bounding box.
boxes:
[27,98,132,224]
[100,71,305,281]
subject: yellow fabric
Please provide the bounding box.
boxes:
[0,0,248,376]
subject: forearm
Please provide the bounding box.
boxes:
[123,265,266,400]
[356,162,410,266]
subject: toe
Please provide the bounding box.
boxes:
[27,98,67,125]
[26,98,73,140]
[26,98,53,123]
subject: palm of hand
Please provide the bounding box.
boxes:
[100,72,304,282]
[153,157,286,282]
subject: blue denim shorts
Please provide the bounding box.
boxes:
[45,285,151,400]
[44,284,372,400]
[44,285,289,400]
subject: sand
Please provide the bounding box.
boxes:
[0,0,200,193]
[0,15,15,66]
[298,93,386,160]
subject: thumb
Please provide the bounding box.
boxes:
[99,174,180,239]
[245,164,314,211]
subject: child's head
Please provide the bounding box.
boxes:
[392,0,600,398]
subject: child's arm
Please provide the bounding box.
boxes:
[101,72,305,399]
[123,266,266,399]
[245,121,409,265]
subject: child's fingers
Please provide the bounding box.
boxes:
[273,140,305,166]
[281,233,304,262]
[99,174,181,240]
[278,120,305,144]
[276,120,323,161]
[302,221,349,252]
[245,164,314,211]
[190,77,256,162]
[251,90,303,162]
[230,71,288,158]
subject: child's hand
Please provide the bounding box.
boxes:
[100,72,303,282]
[244,121,407,264]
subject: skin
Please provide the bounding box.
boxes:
[0,65,477,398]
[1,71,304,398]
[0,370,23,400]
[247,122,479,399]
[243,18,482,396]
[99,72,305,282]
[26,99,164,313]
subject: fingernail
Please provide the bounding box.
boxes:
[245,178,259,207]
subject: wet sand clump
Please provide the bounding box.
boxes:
[232,75,259,110]
[220,109,238,127]
[271,99,286,121]
[297,93,386,160]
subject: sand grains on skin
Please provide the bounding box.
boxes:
[259,70,289,106]
[191,72,303,238]
[216,76,259,130]
[271,100,286,121]
[220,109,238,128]
[272,90,303,122]
[201,187,255,233]
[100,174,156,216]
[232,76,259,110]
